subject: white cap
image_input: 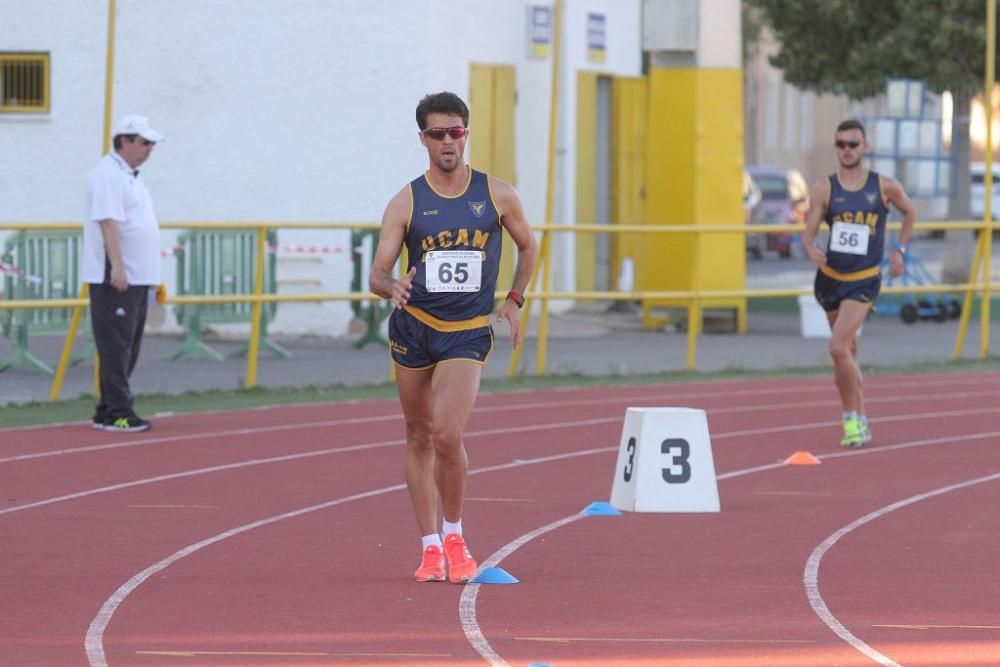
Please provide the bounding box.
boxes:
[113,114,164,142]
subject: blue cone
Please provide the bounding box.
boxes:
[581,501,622,516]
[471,567,519,584]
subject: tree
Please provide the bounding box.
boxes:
[746,0,997,219]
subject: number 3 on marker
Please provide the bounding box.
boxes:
[622,436,636,482]
[661,438,691,483]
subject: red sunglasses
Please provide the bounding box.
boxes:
[423,126,468,141]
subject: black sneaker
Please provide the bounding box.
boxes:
[103,415,152,433]
[91,414,106,430]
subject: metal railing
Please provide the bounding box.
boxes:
[1,219,997,400]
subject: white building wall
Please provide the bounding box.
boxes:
[1,0,643,334]
[1,0,107,220]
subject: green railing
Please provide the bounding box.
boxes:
[168,228,288,361]
[1,230,88,373]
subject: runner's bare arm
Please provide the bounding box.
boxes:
[491,176,538,348]
[369,186,417,309]
[801,179,830,268]
[881,174,917,278]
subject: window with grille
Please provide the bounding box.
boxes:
[0,53,50,113]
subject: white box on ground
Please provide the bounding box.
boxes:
[610,407,720,512]
[798,295,830,337]
[798,295,861,338]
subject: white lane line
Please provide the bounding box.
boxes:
[6,386,1000,466]
[5,371,1000,437]
[872,624,1000,630]
[84,447,610,667]
[804,472,1000,667]
[460,514,585,667]
[136,651,452,658]
[464,497,533,503]
[0,414,403,464]
[6,387,824,460]
[0,417,615,516]
[127,505,219,510]
[7,408,998,519]
[458,431,1000,665]
[515,636,817,644]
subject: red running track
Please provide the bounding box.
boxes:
[1,372,998,667]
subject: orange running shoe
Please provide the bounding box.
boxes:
[443,532,477,584]
[414,544,445,582]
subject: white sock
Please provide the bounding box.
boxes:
[421,533,442,550]
[442,519,463,536]
[843,411,858,421]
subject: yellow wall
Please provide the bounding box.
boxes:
[575,72,598,292]
[639,67,746,330]
[611,77,647,284]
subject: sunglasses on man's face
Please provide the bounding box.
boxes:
[835,140,861,149]
[423,126,468,141]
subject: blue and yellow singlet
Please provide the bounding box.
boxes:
[402,167,502,330]
[821,170,889,281]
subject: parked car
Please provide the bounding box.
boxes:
[970,162,1000,220]
[746,165,809,259]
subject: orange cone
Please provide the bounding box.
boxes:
[784,451,822,465]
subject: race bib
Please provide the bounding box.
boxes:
[424,250,483,293]
[829,221,870,256]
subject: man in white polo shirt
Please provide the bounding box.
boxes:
[82,114,164,432]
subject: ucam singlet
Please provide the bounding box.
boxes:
[402,167,502,330]
[821,170,889,281]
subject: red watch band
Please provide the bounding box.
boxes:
[506,291,524,308]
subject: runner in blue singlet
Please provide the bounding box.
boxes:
[802,119,916,448]
[369,92,538,583]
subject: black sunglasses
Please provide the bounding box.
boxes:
[423,126,468,141]
[835,140,861,149]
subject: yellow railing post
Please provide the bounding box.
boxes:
[244,224,268,388]
[506,229,549,377]
[979,0,995,359]
[952,236,985,358]
[685,235,702,370]
[49,284,89,400]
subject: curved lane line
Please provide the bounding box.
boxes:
[459,432,1000,665]
[804,472,1000,667]
[60,410,1000,663]
[83,447,610,667]
[460,515,586,667]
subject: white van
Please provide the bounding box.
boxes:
[970,162,1000,219]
